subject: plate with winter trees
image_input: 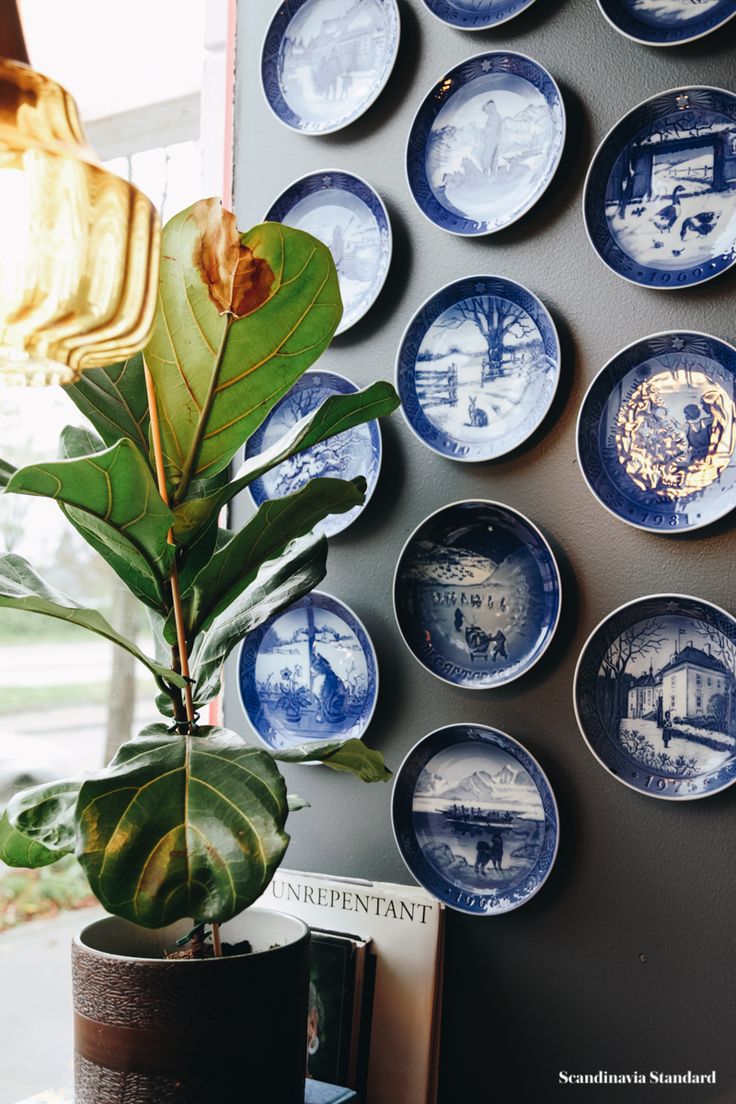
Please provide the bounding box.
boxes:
[596,0,736,46]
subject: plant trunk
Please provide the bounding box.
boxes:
[104,589,139,764]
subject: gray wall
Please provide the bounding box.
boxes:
[228,3,736,1100]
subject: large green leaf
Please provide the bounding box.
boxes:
[0,554,185,688]
[173,382,399,541]
[64,353,150,457]
[3,779,81,864]
[144,201,342,499]
[273,738,391,782]
[75,726,289,926]
[0,811,65,868]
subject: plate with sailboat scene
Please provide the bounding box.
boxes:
[392,724,559,915]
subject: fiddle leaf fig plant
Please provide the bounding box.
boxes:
[0,199,399,933]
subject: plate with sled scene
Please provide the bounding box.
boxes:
[392,724,559,915]
[238,591,378,752]
[583,87,736,289]
[577,331,736,533]
[396,276,560,462]
[393,500,561,689]
[406,52,565,236]
[574,594,736,800]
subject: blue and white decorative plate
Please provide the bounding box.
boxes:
[578,331,736,533]
[393,501,561,689]
[574,595,736,800]
[584,87,736,289]
[261,0,400,135]
[265,172,392,335]
[238,591,379,752]
[245,370,382,539]
[597,0,736,46]
[406,52,565,237]
[392,724,559,915]
[396,276,560,461]
[421,0,540,30]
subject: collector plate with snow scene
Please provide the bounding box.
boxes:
[396,276,560,461]
[406,52,565,236]
[574,595,736,800]
[265,171,392,335]
[238,591,378,752]
[583,87,736,289]
[245,370,382,538]
[596,0,736,47]
[392,724,559,915]
[393,501,561,689]
[421,0,540,31]
[578,331,736,533]
[261,0,400,135]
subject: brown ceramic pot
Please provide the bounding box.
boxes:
[72,908,310,1104]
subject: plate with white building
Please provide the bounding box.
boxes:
[397,276,560,461]
[406,52,565,236]
[577,331,736,533]
[265,172,392,335]
[574,595,736,799]
[596,0,736,47]
[392,724,559,915]
[261,0,400,135]
[584,87,736,289]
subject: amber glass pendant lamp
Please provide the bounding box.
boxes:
[0,0,160,385]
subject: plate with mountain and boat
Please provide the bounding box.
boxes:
[392,724,559,915]
[420,0,541,31]
[406,52,565,237]
[578,331,736,533]
[265,171,392,335]
[238,591,378,752]
[596,0,736,47]
[393,500,561,689]
[574,594,736,800]
[244,370,382,538]
[396,275,560,461]
[583,87,736,289]
[261,0,400,135]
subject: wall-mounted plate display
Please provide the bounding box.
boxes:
[583,87,736,289]
[238,591,378,752]
[396,276,560,461]
[393,500,561,689]
[406,52,565,237]
[578,331,736,533]
[421,0,540,31]
[245,370,382,538]
[574,594,736,800]
[261,0,400,135]
[596,0,736,47]
[392,724,559,915]
[265,171,392,335]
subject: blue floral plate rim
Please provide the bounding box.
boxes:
[420,0,541,31]
[595,0,736,47]
[263,169,393,335]
[237,589,380,755]
[574,593,736,801]
[392,498,563,690]
[395,274,561,462]
[391,723,560,915]
[576,329,736,534]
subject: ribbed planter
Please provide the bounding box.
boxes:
[72,908,310,1104]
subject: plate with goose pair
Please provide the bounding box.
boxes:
[265,172,392,335]
[406,52,565,237]
[421,0,540,30]
[238,591,378,752]
[574,595,736,800]
[396,276,560,462]
[392,724,559,915]
[245,370,382,539]
[261,0,400,135]
[584,87,736,289]
[596,0,736,46]
[578,331,736,533]
[393,501,561,689]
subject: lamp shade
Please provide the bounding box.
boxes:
[0,60,160,385]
